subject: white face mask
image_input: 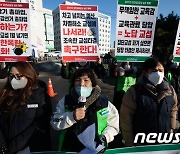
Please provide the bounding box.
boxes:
[75,86,92,98]
[11,78,28,90]
[148,71,164,86]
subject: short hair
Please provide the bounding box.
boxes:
[142,57,163,72]
[70,67,97,88]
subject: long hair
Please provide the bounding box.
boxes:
[0,62,38,112]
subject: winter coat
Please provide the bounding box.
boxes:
[94,63,105,79]
[120,76,178,146]
[0,83,52,153]
[51,85,119,152]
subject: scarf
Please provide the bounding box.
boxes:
[138,75,172,102]
[70,85,101,109]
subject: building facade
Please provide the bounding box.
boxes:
[43,8,55,52]
[20,0,46,54]
[2,0,47,55]
[52,7,61,51]
[52,1,80,51]
[1,0,111,55]
[98,12,111,55]
[53,1,111,55]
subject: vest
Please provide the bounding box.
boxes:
[116,75,136,92]
[167,71,172,85]
[58,94,109,152]
[133,84,174,136]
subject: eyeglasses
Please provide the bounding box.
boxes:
[9,73,24,80]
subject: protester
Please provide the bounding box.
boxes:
[109,57,118,78]
[164,55,177,84]
[0,62,12,79]
[94,57,106,79]
[164,56,180,130]
[0,62,52,153]
[61,60,95,92]
[51,68,119,153]
[0,68,7,79]
[120,57,178,146]
[61,60,91,79]
[102,52,114,76]
[113,62,137,112]
[165,55,180,95]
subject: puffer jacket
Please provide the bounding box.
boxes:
[0,82,52,153]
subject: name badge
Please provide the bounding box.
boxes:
[27,104,38,108]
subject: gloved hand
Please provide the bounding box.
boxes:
[0,144,7,154]
[118,67,125,76]
[61,60,67,66]
[96,135,107,153]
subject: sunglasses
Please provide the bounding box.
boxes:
[9,73,24,80]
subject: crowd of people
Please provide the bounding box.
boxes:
[0,54,180,153]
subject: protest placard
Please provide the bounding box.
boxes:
[0,2,31,62]
[173,20,180,62]
[60,4,99,62]
[115,0,159,62]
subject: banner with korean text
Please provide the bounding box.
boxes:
[173,20,180,62]
[60,4,99,62]
[115,0,159,62]
[0,2,31,62]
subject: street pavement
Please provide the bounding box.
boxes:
[0,61,118,150]
[36,61,115,103]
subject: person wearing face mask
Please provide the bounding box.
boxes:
[51,68,119,153]
[113,62,137,113]
[120,57,178,147]
[0,62,52,154]
[94,57,106,79]
[61,60,93,90]
[61,60,92,79]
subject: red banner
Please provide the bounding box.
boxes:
[60,5,97,11]
[62,56,98,62]
[0,2,29,8]
[0,56,28,62]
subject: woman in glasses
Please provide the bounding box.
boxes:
[0,62,52,154]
